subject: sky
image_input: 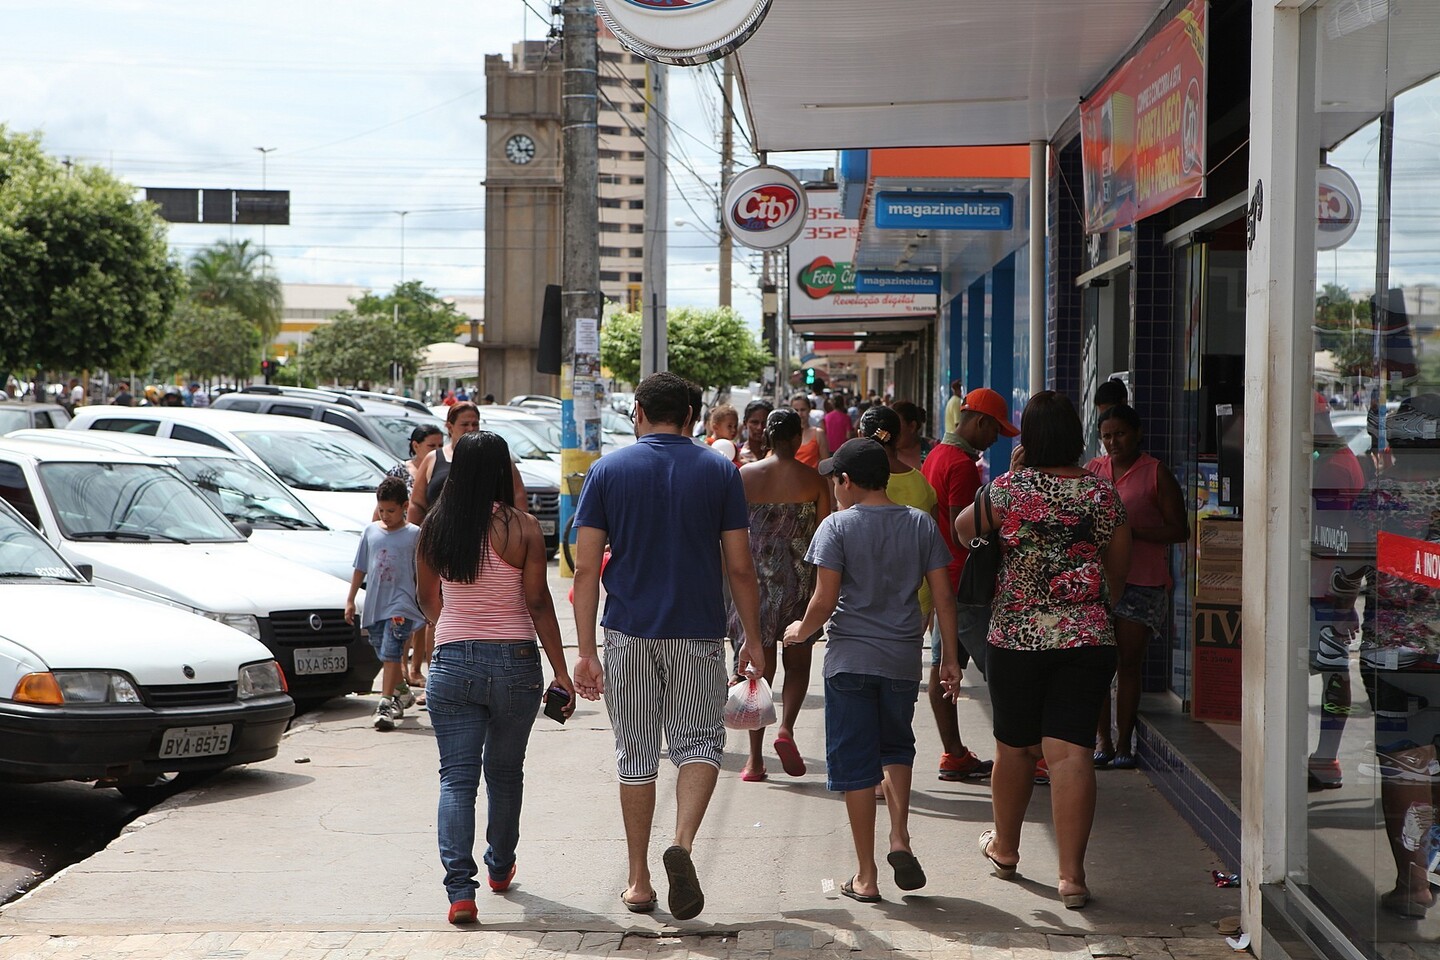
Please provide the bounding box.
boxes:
[0,1,822,328]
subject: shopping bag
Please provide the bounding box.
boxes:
[723,677,777,730]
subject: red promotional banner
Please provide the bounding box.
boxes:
[1080,0,1207,233]
[1378,531,1440,588]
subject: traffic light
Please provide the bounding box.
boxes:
[259,359,275,383]
[804,367,817,387]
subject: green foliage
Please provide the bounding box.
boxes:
[301,311,423,385]
[351,280,467,347]
[1314,282,1376,378]
[601,306,770,390]
[0,126,182,375]
[151,303,262,382]
[268,360,312,388]
[186,239,283,344]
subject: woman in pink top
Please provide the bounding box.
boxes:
[823,396,853,453]
[416,431,574,925]
[1084,405,1188,769]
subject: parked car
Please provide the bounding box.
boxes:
[0,400,71,433]
[499,402,637,450]
[66,407,393,531]
[0,496,294,801]
[7,429,360,582]
[0,437,378,706]
[212,386,442,461]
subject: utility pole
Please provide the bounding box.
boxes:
[718,56,734,309]
[560,0,601,575]
[641,61,668,377]
[254,147,275,276]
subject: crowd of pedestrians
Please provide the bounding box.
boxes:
[347,369,1190,928]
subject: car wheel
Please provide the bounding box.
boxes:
[115,770,215,806]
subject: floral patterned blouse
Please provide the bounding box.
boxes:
[986,468,1127,652]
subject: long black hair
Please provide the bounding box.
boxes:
[418,431,515,583]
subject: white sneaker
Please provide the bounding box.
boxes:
[373,698,398,731]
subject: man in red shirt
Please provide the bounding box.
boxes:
[920,387,1018,780]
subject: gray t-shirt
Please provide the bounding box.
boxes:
[805,503,952,682]
[353,522,424,626]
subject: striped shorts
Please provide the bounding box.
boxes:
[602,629,727,785]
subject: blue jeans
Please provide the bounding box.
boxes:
[427,640,543,903]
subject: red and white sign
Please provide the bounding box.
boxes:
[1378,532,1440,589]
[596,0,773,66]
[1316,164,1361,251]
[722,165,806,251]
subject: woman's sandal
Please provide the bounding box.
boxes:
[1061,887,1091,910]
[978,829,1018,880]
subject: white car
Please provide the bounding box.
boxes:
[0,438,378,705]
[7,429,360,582]
[67,407,392,531]
[0,497,293,801]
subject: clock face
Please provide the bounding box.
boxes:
[505,134,536,165]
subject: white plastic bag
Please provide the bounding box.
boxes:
[723,677,777,730]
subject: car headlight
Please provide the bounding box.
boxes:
[238,660,287,699]
[202,613,262,639]
[12,670,141,705]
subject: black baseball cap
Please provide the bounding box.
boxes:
[817,438,890,489]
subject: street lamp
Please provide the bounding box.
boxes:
[394,210,410,286]
[254,147,276,274]
[468,317,485,400]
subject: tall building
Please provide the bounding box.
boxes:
[481,29,650,399]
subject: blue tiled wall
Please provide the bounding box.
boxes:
[1135,718,1241,874]
[1048,140,1085,399]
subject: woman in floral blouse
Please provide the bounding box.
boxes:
[955,391,1130,911]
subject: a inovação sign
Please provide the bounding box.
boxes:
[874,192,1013,231]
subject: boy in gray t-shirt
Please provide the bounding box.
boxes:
[783,439,961,904]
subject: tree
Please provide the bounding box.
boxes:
[351,280,467,347]
[150,303,262,383]
[301,311,422,385]
[1314,282,1374,378]
[600,306,771,390]
[186,239,284,344]
[0,127,182,380]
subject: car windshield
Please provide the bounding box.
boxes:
[368,414,444,460]
[478,419,556,460]
[0,409,31,434]
[602,410,635,436]
[173,457,328,529]
[234,429,391,492]
[0,502,82,581]
[38,462,243,543]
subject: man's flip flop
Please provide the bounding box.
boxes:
[662,845,705,921]
[621,890,657,913]
[840,877,881,903]
[773,736,807,777]
[886,850,927,891]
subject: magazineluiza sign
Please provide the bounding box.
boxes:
[790,190,937,321]
[854,271,941,295]
[874,192,1013,231]
[1080,0,1207,233]
[596,0,773,66]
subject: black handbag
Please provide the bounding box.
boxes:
[954,484,1000,676]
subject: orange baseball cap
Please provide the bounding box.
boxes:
[961,388,1019,437]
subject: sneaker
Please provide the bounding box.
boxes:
[938,750,994,781]
[1359,741,1440,782]
[1312,626,1352,670]
[1330,564,1374,598]
[1307,757,1343,790]
[1360,642,1426,670]
[1033,759,1050,785]
[1402,803,1436,852]
[373,698,397,731]
[394,679,417,710]
[389,694,406,721]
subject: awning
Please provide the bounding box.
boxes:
[733,0,1170,151]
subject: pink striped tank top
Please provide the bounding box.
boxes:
[433,538,535,646]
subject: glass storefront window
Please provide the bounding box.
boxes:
[1297,2,1440,947]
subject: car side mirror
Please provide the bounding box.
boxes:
[233,521,253,539]
[75,563,94,582]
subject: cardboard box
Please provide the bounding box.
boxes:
[1198,517,1243,558]
[1193,603,1241,724]
[1195,556,1243,605]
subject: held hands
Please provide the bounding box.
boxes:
[572,655,605,701]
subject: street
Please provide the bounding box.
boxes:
[0,565,1242,959]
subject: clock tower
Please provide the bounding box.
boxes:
[482,43,562,399]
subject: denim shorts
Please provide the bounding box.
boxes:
[367,617,416,664]
[1113,585,1169,636]
[823,672,920,792]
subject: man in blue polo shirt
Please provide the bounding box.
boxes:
[572,371,764,922]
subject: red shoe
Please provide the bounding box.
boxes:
[1033,759,1050,785]
[448,899,478,924]
[488,863,517,893]
[938,750,994,781]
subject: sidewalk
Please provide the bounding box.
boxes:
[0,567,1241,958]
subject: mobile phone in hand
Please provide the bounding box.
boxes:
[543,686,571,724]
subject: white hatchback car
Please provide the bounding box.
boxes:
[0,437,378,705]
[7,429,360,582]
[67,407,393,531]
[0,497,293,801]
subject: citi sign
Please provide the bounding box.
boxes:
[730,184,800,232]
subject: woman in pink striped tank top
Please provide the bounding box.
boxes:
[416,431,574,926]
[1085,405,1189,769]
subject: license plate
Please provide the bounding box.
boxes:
[159,724,232,759]
[293,646,347,675]
[539,519,557,535]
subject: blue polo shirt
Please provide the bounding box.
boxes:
[574,432,749,639]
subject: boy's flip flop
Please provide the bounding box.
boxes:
[886,850,927,891]
[840,877,881,903]
[773,736,806,777]
[621,890,657,913]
